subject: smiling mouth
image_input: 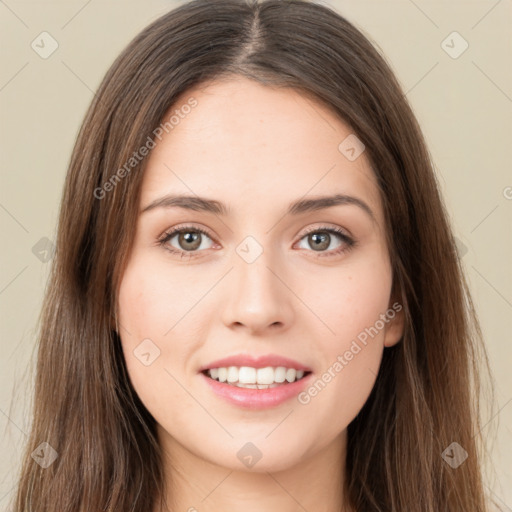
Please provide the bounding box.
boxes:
[202,366,312,389]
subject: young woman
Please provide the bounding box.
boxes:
[13,0,495,510]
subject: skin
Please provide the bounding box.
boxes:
[117,75,404,512]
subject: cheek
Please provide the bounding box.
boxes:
[116,256,194,407]
[295,256,392,424]
[302,253,393,350]
[117,253,200,340]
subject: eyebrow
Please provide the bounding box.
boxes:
[141,193,375,221]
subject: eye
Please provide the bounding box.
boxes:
[158,225,215,258]
[158,224,355,259]
[295,225,355,257]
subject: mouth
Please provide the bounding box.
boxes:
[201,366,312,389]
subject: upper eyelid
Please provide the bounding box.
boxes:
[299,224,352,238]
[160,223,214,240]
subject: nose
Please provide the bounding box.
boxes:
[220,251,295,335]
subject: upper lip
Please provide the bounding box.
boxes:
[199,354,312,373]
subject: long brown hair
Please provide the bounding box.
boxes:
[12,0,494,510]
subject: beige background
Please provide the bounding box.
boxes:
[1,0,511,509]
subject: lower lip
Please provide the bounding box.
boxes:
[200,372,313,409]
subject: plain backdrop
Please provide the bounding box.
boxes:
[1,0,511,509]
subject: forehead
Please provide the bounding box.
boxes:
[140,76,382,221]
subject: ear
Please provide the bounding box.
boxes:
[383,295,405,348]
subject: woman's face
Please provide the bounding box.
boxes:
[117,76,403,473]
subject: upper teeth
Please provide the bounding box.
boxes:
[208,366,305,385]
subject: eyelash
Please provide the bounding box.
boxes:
[157,224,356,259]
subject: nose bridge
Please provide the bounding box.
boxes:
[221,234,294,331]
